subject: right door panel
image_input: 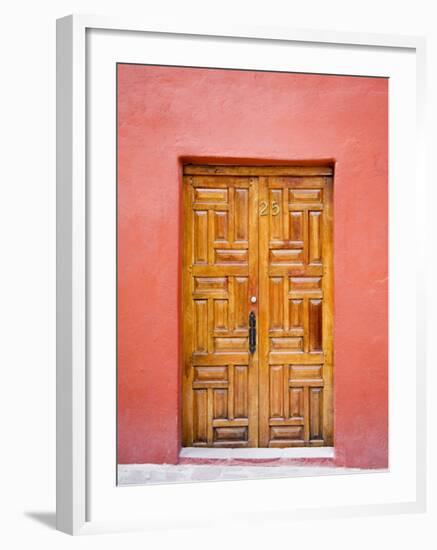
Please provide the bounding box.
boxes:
[258,175,333,447]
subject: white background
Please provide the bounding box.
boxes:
[0,0,435,548]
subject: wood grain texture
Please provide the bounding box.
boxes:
[182,167,333,447]
[184,165,333,176]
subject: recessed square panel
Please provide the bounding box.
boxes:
[270,426,304,441]
[290,188,322,203]
[194,277,228,293]
[215,249,248,264]
[194,187,228,203]
[270,249,304,264]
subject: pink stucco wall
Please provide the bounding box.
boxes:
[117,64,388,468]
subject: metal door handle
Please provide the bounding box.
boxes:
[249,311,256,354]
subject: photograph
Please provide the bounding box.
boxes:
[116,64,389,485]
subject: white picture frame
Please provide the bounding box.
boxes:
[56,14,427,535]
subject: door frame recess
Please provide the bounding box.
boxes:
[181,162,334,451]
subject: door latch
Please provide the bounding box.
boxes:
[249,311,256,354]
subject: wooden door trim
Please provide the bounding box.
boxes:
[257,176,270,447]
[247,176,259,446]
[184,165,333,177]
[182,175,194,446]
[321,177,334,444]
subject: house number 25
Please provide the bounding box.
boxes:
[259,200,280,216]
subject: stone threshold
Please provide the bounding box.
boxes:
[180,446,335,460]
[117,462,382,486]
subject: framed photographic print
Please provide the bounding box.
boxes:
[56,15,426,535]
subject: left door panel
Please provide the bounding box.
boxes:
[182,174,259,447]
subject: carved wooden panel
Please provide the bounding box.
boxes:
[183,166,333,448]
[182,174,259,447]
[258,175,333,447]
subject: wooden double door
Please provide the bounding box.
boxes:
[182,165,333,448]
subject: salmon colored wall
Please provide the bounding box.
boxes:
[117,65,388,468]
